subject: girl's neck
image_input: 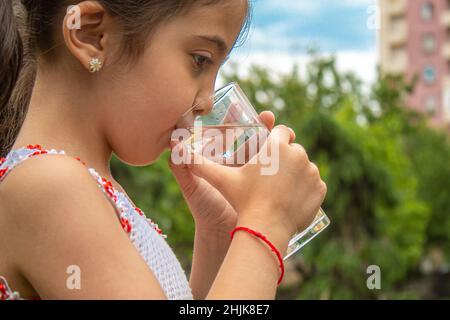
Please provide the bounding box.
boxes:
[11,65,114,182]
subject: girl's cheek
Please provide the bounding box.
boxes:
[166,97,194,124]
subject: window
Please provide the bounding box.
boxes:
[424,95,437,114]
[421,2,434,21]
[391,15,405,33]
[422,33,436,54]
[423,65,437,84]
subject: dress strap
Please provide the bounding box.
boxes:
[0,144,165,238]
[0,276,23,300]
[0,144,167,301]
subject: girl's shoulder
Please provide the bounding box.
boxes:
[1,147,98,207]
[0,145,120,238]
[0,146,172,300]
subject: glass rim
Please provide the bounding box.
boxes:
[180,81,240,120]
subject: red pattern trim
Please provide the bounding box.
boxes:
[0,168,8,179]
[74,156,87,166]
[100,177,118,203]
[2,144,165,237]
[120,217,132,233]
[26,144,43,151]
[30,150,48,157]
[135,207,144,216]
[0,144,173,300]
[0,283,8,300]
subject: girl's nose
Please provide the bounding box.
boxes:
[193,95,214,116]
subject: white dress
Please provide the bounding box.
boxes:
[0,145,193,300]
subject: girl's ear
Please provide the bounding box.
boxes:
[62,1,114,73]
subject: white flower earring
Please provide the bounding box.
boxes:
[89,57,103,73]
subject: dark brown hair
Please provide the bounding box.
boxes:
[0,0,251,157]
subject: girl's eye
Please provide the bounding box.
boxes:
[192,54,212,69]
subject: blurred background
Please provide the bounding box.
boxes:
[112,0,450,299]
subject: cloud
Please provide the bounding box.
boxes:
[247,0,377,52]
[255,0,376,16]
[219,50,378,88]
[223,1,379,90]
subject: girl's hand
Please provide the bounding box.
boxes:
[168,111,284,232]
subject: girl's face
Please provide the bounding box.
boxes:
[99,0,248,166]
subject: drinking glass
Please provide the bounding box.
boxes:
[172,82,330,260]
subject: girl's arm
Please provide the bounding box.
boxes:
[3,154,288,299]
[2,155,168,299]
[189,224,231,299]
[205,215,289,300]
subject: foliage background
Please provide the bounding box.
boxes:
[112,54,450,299]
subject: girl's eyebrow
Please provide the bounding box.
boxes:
[194,34,229,56]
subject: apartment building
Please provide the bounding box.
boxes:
[379,0,450,129]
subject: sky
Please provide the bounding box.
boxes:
[220,0,379,87]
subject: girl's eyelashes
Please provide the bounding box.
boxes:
[192,54,213,70]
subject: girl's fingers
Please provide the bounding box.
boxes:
[288,127,296,143]
[259,111,275,130]
[259,111,295,142]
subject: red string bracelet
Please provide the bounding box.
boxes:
[230,226,285,285]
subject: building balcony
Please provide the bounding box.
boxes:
[442,43,450,60]
[387,0,407,17]
[383,64,406,75]
[441,10,450,28]
[381,51,407,75]
[388,25,407,46]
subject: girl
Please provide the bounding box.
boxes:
[0,0,327,300]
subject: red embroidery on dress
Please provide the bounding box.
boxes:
[135,207,144,216]
[30,150,48,157]
[155,226,164,235]
[26,144,43,151]
[0,168,8,179]
[101,177,118,202]
[120,217,132,233]
[7,146,166,238]
[0,283,8,300]
[136,207,165,236]
[74,156,87,166]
